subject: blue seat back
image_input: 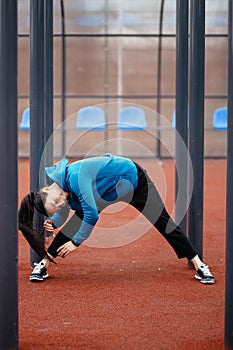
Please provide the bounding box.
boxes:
[20,107,30,130]
[172,110,176,128]
[213,107,228,130]
[76,106,106,130]
[118,107,147,130]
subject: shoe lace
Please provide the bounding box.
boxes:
[32,263,44,273]
[200,264,212,277]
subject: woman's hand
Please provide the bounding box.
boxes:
[57,241,77,258]
[44,220,55,248]
[44,220,54,233]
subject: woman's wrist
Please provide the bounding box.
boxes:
[71,239,81,247]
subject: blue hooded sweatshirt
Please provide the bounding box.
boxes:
[45,154,138,245]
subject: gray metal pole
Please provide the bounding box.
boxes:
[104,0,109,152]
[60,0,66,157]
[175,0,189,234]
[0,1,18,349]
[156,0,165,160]
[30,0,45,266]
[225,1,233,347]
[188,0,205,259]
[44,0,53,168]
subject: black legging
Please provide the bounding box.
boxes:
[47,163,197,260]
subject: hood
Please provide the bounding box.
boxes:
[45,158,69,189]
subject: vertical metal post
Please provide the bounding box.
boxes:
[116,0,123,156]
[156,0,165,160]
[104,0,109,152]
[0,1,18,349]
[188,0,205,259]
[60,0,66,157]
[44,0,53,168]
[30,0,45,266]
[175,0,189,234]
[225,1,233,347]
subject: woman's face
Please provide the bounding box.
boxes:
[42,183,69,215]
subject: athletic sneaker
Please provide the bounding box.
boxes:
[29,263,49,282]
[195,264,215,284]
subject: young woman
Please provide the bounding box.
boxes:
[18,154,215,284]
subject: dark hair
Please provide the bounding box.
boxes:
[18,191,54,262]
[34,190,48,217]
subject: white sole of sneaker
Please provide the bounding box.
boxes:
[200,279,215,284]
[29,274,49,282]
[29,277,44,282]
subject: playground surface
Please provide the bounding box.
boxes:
[18,158,225,350]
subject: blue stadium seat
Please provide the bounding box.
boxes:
[118,106,147,129]
[213,107,228,130]
[20,107,30,130]
[172,110,176,128]
[76,106,106,130]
